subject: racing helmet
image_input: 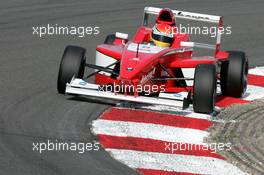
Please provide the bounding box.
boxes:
[151,23,174,47]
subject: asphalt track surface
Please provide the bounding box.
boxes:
[0,0,264,175]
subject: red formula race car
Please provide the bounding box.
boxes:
[57,7,248,114]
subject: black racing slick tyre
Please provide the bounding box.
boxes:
[57,45,86,94]
[193,64,216,114]
[220,51,248,98]
[104,34,116,44]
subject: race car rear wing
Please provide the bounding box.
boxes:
[143,7,223,55]
[144,7,221,23]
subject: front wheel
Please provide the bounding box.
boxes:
[57,45,86,94]
[193,64,216,114]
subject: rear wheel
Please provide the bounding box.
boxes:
[57,45,86,94]
[220,51,248,97]
[104,34,116,44]
[193,64,216,114]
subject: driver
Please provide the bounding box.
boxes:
[150,8,176,47]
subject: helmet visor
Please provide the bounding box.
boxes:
[151,32,173,44]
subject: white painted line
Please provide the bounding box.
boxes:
[249,67,264,76]
[185,112,212,120]
[138,104,183,112]
[243,85,264,101]
[92,120,209,145]
[106,149,247,175]
[135,104,212,120]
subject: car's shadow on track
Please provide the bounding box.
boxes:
[68,96,116,106]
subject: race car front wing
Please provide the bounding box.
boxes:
[66,78,187,108]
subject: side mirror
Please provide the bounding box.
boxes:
[180,41,195,47]
[115,32,129,40]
